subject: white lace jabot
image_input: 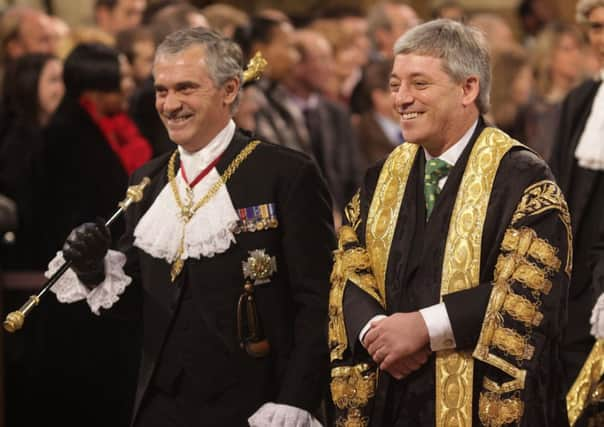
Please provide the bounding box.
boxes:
[48,121,241,314]
[575,71,604,171]
[134,120,240,261]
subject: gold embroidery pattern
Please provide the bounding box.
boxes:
[345,190,362,232]
[502,293,543,327]
[479,392,524,427]
[335,409,369,427]
[492,327,535,361]
[510,180,572,276]
[366,143,419,304]
[501,228,561,271]
[494,254,552,295]
[567,340,604,426]
[331,364,377,409]
[436,128,521,427]
[331,364,376,427]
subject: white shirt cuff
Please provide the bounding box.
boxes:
[419,303,456,351]
[359,314,387,347]
[47,249,132,315]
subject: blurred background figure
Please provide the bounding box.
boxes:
[0,53,64,269]
[367,1,420,61]
[488,46,534,138]
[116,26,155,89]
[282,29,361,218]
[517,0,558,46]
[235,15,299,146]
[432,0,467,22]
[467,12,519,53]
[0,52,64,427]
[33,42,149,427]
[201,3,249,38]
[550,0,604,398]
[0,6,56,91]
[353,58,400,171]
[94,0,147,37]
[522,22,586,160]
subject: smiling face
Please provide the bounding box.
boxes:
[153,45,238,152]
[389,53,479,156]
[587,6,604,68]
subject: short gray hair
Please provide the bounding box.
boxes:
[394,19,491,114]
[576,0,604,23]
[155,27,243,111]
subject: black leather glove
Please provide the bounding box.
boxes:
[62,219,111,287]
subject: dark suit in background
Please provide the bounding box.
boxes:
[550,79,604,394]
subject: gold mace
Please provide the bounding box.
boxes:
[3,177,151,333]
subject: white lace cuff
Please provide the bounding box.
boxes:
[248,402,322,427]
[591,292,604,339]
[47,250,132,315]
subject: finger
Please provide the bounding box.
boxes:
[364,328,379,347]
[372,348,385,365]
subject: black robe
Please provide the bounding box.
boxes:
[335,121,571,426]
[111,130,334,426]
[550,79,604,393]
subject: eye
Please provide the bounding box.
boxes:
[389,81,400,92]
[413,81,428,89]
[155,87,167,97]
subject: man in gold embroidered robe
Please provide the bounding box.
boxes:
[329,20,572,427]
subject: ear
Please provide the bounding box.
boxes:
[95,6,110,27]
[461,75,480,108]
[222,77,241,106]
[5,39,24,59]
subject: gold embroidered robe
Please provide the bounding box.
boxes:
[329,123,572,427]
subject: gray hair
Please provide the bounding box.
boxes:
[394,19,491,114]
[155,27,243,112]
[576,0,604,23]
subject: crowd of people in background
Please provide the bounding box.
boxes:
[0,0,603,426]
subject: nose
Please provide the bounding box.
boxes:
[392,85,413,110]
[162,91,182,113]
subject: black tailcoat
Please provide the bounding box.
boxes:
[114,130,334,426]
[550,79,604,392]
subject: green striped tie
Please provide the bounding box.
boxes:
[424,158,452,219]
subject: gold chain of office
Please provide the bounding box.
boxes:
[167,140,261,281]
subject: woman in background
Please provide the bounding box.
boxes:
[0,53,64,269]
[524,22,586,161]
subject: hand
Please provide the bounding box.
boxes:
[381,347,431,379]
[364,312,430,372]
[248,402,320,427]
[62,220,110,286]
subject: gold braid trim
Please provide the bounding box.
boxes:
[436,128,521,426]
[494,254,552,295]
[567,340,604,426]
[501,227,561,272]
[491,327,535,361]
[479,391,524,427]
[502,292,543,327]
[474,178,570,414]
[510,180,572,276]
[366,143,419,304]
[329,225,383,362]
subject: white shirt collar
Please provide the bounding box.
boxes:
[177,120,236,179]
[423,119,478,166]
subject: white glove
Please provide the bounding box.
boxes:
[591,292,604,339]
[248,402,322,427]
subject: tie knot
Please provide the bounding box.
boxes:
[425,158,451,185]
